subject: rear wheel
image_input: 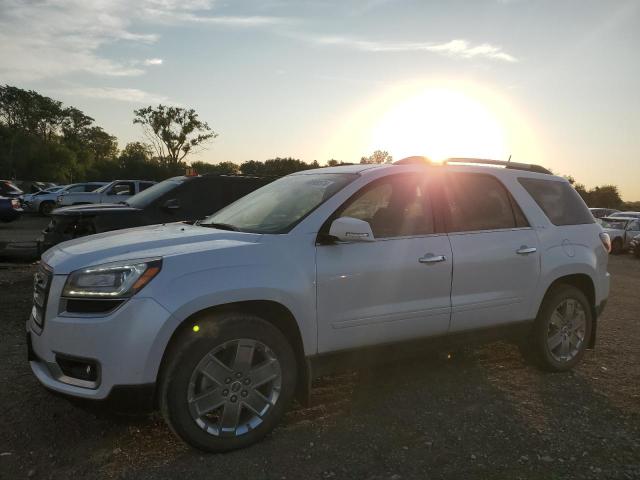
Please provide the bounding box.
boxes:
[159,313,297,452]
[524,285,592,372]
[39,201,55,215]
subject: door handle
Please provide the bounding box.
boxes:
[516,246,537,255]
[418,254,447,264]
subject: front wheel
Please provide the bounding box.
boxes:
[39,201,55,215]
[524,285,593,372]
[159,313,297,452]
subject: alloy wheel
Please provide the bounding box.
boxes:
[187,338,282,437]
[546,299,587,363]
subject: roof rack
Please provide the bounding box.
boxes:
[443,158,552,175]
[393,156,432,165]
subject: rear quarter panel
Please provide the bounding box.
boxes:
[504,172,609,316]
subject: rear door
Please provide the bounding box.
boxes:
[443,172,540,332]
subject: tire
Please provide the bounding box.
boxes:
[39,201,55,215]
[524,285,593,372]
[611,237,623,254]
[159,313,297,452]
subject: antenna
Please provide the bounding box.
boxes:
[507,155,512,163]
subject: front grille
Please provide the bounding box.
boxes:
[31,263,53,331]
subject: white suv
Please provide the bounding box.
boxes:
[28,158,610,452]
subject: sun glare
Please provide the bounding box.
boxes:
[368,87,508,162]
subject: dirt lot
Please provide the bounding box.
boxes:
[1,255,639,480]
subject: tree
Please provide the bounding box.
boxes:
[190,160,240,175]
[360,150,393,164]
[133,105,217,171]
[240,157,319,176]
[588,185,623,209]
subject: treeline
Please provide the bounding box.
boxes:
[566,177,638,210]
[0,85,334,183]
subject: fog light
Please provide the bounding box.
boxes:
[56,355,99,382]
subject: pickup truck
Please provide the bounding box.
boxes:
[57,180,156,207]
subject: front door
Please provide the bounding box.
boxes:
[316,174,452,353]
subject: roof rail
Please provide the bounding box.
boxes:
[393,156,432,165]
[444,158,552,175]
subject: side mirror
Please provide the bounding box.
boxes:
[329,217,375,242]
[162,198,181,211]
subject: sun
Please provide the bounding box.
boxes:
[368,87,508,162]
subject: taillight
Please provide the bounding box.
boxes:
[10,199,19,210]
[599,232,611,253]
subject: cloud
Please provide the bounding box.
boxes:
[60,87,175,105]
[309,35,518,62]
[144,58,164,66]
[0,0,288,82]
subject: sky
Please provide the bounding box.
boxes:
[1,0,639,199]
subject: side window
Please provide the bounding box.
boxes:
[68,185,85,193]
[109,182,135,195]
[627,220,640,231]
[518,177,594,226]
[139,182,154,192]
[339,176,434,238]
[444,173,524,232]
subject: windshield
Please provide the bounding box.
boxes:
[127,178,185,208]
[200,173,357,233]
[601,219,628,229]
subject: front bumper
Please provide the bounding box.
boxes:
[28,277,173,401]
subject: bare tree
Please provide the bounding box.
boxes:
[133,105,217,169]
[360,150,393,164]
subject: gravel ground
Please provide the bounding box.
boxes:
[0,256,638,480]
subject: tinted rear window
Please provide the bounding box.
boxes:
[518,178,594,226]
[443,173,529,232]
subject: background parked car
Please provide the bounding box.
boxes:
[589,207,620,219]
[41,174,274,249]
[20,185,65,210]
[13,180,57,194]
[29,182,107,215]
[57,179,155,207]
[607,211,640,219]
[0,196,22,222]
[629,234,640,258]
[0,180,23,198]
[600,216,640,253]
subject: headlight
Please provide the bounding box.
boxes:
[62,258,162,298]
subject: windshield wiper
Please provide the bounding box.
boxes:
[197,222,239,231]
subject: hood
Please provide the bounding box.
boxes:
[42,222,262,274]
[53,203,140,216]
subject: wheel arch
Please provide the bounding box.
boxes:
[156,300,311,407]
[539,273,597,348]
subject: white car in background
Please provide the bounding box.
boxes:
[57,180,156,207]
[599,217,640,253]
[25,183,106,215]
